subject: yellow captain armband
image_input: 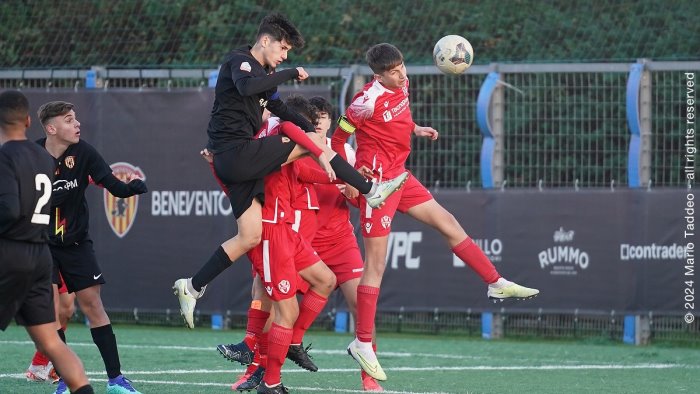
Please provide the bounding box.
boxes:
[337,115,356,134]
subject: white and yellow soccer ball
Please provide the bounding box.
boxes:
[432,35,474,75]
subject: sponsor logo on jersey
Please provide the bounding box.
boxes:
[277,280,290,294]
[240,62,251,72]
[53,179,78,191]
[103,162,145,238]
[65,156,75,169]
[383,110,393,122]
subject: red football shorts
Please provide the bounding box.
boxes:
[247,223,319,301]
[314,236,364,285]
[358,174,433,238]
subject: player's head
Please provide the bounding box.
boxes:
[285,95,319,127]
[38,101,81,144]
[309,96,333,135]
[0,90,31,135]
[255,13,304,69]
[366,43,407,89]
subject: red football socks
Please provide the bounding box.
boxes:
[264,323,292,386]
[356,285,380,343]
[452,237,501,284]
[292,290,328,344]
[243,308,270,350]
[31,350,50,366]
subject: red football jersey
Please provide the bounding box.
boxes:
[254,118,294,224]
[290,157,320,211]
[345,79,416,179]
[314,140,356,245]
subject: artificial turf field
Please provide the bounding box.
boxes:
[1,324,698,393]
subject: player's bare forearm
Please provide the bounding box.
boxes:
[297,159,340,184]
[413,124,439,140]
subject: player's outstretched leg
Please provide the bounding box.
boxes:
[487,278,539,302]
[365,172,409,208]
[172,278,206,329]
[347,338,387,381]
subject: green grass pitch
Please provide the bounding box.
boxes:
[1,324,698,393]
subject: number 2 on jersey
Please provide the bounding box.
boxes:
[31,173,51,224]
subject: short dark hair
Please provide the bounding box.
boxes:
[38,101,75,126]
[309,96,333,116]
[366,43,404,74]
[257,13,305,49]
[0,90,29,127]
[285,95,318,125]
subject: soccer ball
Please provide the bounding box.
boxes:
[433,35,474,75]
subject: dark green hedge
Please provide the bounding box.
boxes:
[1,0,697,68]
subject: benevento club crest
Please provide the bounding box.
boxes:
[104,162,145,238]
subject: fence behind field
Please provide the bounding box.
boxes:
[3,62,697,345]
[2,60,697,188]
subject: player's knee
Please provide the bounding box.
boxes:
[78,296,105,317]
[240,232,262,249]
[366,259,386,276]
[277,303,299,326]
[319,272,337,294]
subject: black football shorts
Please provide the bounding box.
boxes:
[0,239,55,330]
[51,240,105,293]
[213,135,296,218]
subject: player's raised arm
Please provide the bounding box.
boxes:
[233,68,300,97]
[330,117,354,161]
[98,173,147,198]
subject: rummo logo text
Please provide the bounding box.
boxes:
[538,227,590,276]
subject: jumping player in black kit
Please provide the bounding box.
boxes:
[36,101,146,394]
[0,91,95,394]
[173,13,409,334]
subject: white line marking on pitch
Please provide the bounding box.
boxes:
[0,363,691,380]
[0,340,485,360]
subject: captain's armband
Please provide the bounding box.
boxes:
[337,115,356,134]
